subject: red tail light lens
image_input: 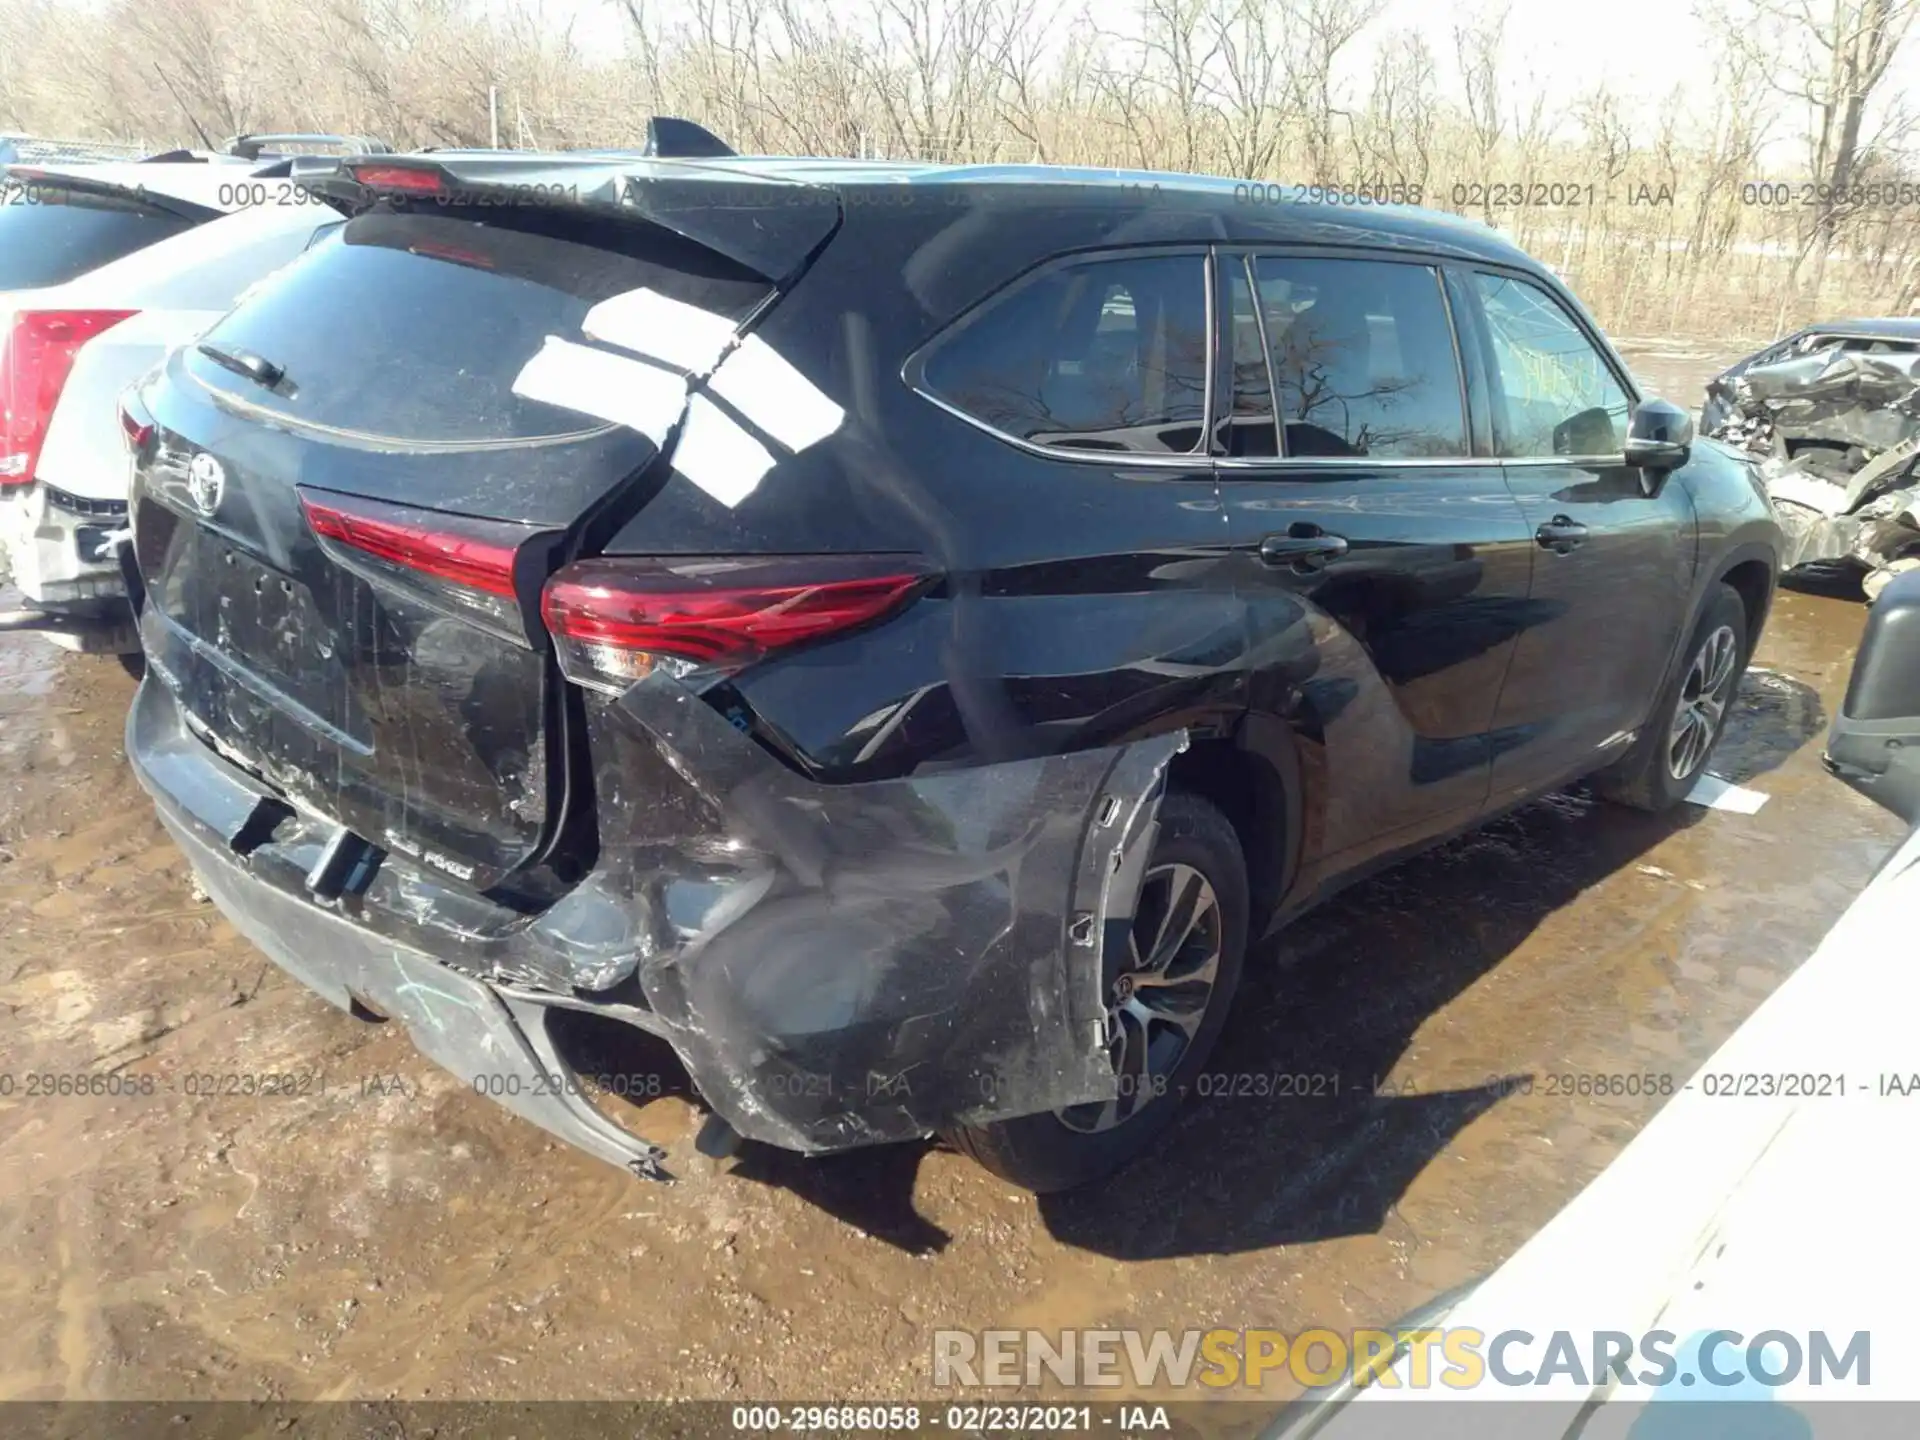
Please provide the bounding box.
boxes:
[0,309,138,486]
[351,164,444,195]
[541,555,932,693]
[303,497,520,596]
[118,393,155,452]
[298,488,551,643]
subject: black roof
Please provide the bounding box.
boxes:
[695,158,1536,266]
[311,149,1538,271]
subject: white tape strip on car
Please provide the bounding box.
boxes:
[708,334,846,452]
[671,393,777,508]
[583,288,737,374]
[511,307,847,509]
[510,336,686,443]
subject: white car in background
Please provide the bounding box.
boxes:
[0,142,374,652]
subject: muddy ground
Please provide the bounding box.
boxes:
[0,342,1907,1406]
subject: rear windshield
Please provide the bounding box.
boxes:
[184,207,772,445]
[0,185,198,288]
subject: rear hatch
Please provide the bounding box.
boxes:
[131,159,839,895]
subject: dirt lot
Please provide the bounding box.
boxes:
[0,342,1907,1405]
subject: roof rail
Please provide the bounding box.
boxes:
[642,117,734,159]
[225,133,394,161]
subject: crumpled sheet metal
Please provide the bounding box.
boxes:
[1773,497,1867,570]
[1709,343,1920,571]
[553,673,1185,1152]
[1770,477,1920,570]
[1717,346,1920,460]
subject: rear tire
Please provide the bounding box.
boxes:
[1594,583,1749,813]
[943,792,1248,1194]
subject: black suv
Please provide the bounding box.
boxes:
[124,153,1781,1192]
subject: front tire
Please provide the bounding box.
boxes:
[1595,582,1749,812]
[943,792,1248,1194]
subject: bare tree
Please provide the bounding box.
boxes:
[1127,0,1222,174]
[1731,0,1919,312]
[1292,0,1384,182]
[1209,0,1290,179]
[1358,28,1437,188]
[1451,0,1507,220]
[1,0,1914,336]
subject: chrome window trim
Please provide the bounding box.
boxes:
[1214,453,1627,472]
[904,244,1217,467]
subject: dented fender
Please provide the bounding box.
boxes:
[528,675,1186,1152]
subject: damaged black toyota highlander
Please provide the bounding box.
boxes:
[122,145,1782,1192]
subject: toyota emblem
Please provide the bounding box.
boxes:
[186,452,226,517]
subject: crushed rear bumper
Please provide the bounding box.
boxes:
[158,798,675,1177]
[129,662,1181,1172]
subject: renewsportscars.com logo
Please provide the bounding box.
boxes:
[931,1328,1872,1391]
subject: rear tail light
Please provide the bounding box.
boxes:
[0,309,138,486]
[298,488,552,643]
[118,392,155,452]
[541,555,932,693]
[351,164,444,195]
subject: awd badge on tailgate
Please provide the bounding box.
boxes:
[185,452,227,517]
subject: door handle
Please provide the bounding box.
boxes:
[1535,515,1588,554]
[1259,526,1350,571]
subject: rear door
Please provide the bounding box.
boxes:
[132,191,827,895]
[1217,249,1536,860]
[1455,267,1695,804]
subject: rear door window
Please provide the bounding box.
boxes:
[184,208,772,446]
[1252,255,1469,459]
[0,186,197,288]
[1470,271,1631,458]
[917,253,1209,455]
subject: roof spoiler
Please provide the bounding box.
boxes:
[287,151,835,283]
[414,119,735,160]
[225,133,394,161]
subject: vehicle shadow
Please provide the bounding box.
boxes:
[1039,672,1827,1259]
[1710,667,1827,786]
[657,672,1823,1257]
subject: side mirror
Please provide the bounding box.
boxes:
[1826,566,1920,824]
[1625,397,1693,497]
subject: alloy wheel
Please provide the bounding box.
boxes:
[1667,623,1739,781]
[1058,861,1223,1134]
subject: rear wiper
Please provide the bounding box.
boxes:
[197,342,289,393]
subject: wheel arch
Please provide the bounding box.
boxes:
[1165,711,1303,941]
[1714,546,1777,652]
